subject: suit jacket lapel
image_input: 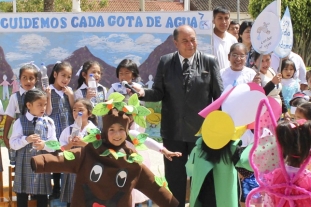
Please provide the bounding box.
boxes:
[173,52,184,83]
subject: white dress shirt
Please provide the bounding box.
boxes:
[9,111,57,151]
[5,86,34,118]
[59,121,97,146]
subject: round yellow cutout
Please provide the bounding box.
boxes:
[202,111,235,149]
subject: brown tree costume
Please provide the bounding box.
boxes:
[31,113,178,207]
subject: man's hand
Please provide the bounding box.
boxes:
[127,85,145,97]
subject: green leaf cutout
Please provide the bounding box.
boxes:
[100,149,111,157]
[108,92,125,102]
[131,133,148,150]
[116,151,126,158]
[92,140,102,149]
[128,94,139,107]
[45,141,61,150]
[134,115,147,128]
[82,128,101,143]
[127,153,143,164]
[123,105,134,114]
[114,102,126,111]
[92,103,110,116]
[137,106,151,116]
[64,151,75,160]
[155,176,171,193]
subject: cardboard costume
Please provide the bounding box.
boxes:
[31,112,178,207]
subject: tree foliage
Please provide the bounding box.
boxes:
[0,0,108,12]
[249,0,311,66]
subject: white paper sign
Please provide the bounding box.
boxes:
[274,7,293,58]
[251,11,282,54]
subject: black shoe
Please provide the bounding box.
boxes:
[49,191,60,200]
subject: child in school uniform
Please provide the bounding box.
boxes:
[9,89,58,207]
[46,61,74,199]
[74,60,107,102]
[31,110,179,207]
[75,61,107,130]
[58,98,98,207]
[3,63,39,149]
[107,59,142,100]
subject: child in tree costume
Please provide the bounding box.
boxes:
[31,93,178,207]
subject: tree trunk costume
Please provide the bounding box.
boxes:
[31,112,178,207]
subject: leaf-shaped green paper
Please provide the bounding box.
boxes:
[110,150,118,159]
[108,92,125,102]
[82,128,101,143]
[137,106,151,116]
[114,102,126,111]
[116,151,126,158]
[123,105,134,113]
[45,141,61,150]
[154,176,171,193]
[131,133,148,150]
[100,149,111,157]
[127,153,143,164]
[64,151,75,160]
[92,140,102,149]
[128,94,139,107]
[130,107,138,115]
[134,115,147,128]
[92,103,109,116]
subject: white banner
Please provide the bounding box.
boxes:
[0,12,213,34]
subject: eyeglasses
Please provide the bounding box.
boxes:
[231,54,246,59]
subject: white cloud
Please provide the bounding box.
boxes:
[17,34,50,54]
[46,47,72,60]
[77,34,162,53]
[196,36,213,54]
[113,55,142,66]
[5,52,32,61]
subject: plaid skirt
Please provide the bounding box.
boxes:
[13,144,52,195]
[60,173,76,203]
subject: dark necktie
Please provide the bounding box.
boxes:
[32,117,38,127]
[182,58,191,93]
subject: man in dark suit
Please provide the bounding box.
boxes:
[135,25,223,206]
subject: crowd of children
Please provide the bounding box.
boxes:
[0,59,182,207]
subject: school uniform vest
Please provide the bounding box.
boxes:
[13,115,52,195]
[15,92,25,118]
[49,89,74,139]
[80,86,105,130]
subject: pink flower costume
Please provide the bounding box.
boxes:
[246,99,311,207]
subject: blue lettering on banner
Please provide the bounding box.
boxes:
[24,18,32,29]
[32,17,39,29]
[88,16,96,27]
[0,14,201,30]
[60,17,67,28]
[165,17,197,28]
[1,18,8,28]
[51,17,59,28]
[19,17,23,28]
[155,16,161,27]
[10,18,17,29]
[108,15,116,26]
[135,16,143,27]
[71,16,79,28]
[126,16,134,27]
[41,18,50,28]
[96,16,104,27]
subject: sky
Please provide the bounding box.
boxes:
[0,32,212,75]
